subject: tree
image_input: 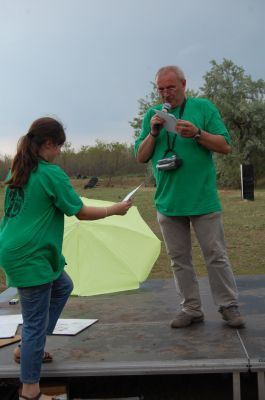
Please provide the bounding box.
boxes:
[58,141,77,176]
[129,82,160,139]
[0,155,12,181]
[56,140,146,180]
[201,59,265,187]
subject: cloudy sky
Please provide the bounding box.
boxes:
[0,0,264,156]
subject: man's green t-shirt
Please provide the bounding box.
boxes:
[0,160,83,288]
[134,97,230,216]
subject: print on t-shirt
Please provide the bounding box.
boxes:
[5,188,24,218]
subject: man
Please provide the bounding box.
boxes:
[134,65,245,329]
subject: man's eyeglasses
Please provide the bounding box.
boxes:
[157,86,177,94]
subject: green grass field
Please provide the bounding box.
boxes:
[0,179,264,289]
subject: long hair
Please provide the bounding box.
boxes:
[6,117,66,188]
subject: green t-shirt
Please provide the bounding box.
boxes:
[134,97,230,216]
[0,160,83,288]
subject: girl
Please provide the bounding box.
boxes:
[0,117,131,400]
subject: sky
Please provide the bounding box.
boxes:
[0,0,264,157]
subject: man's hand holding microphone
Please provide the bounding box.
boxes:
[150,103,171,137]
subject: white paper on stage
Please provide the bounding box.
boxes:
[0,314,23,338]
[0,322,19,338]
[154,110,178,133]
[52,318,98,335]
[123,184,143,202]
[0,315,97,337]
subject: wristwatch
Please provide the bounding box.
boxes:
[193,128,202,141]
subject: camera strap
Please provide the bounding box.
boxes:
[163,134,177,157]
[163,98,186,158]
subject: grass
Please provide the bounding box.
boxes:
[0,178,265,289]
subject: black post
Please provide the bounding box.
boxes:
[240,164,254,201]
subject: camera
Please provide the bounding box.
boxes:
[156,155,182,171]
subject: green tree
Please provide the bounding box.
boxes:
[56,140,146,179]
[201,59,265,187]
[129,82,160,139]
[58,141,77,176]
[0,155,12,181]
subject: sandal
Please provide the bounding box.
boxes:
[19,393,42,400]
[14,346,53,364]
[19,393,61,400]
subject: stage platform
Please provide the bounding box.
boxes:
[0,275,264,400]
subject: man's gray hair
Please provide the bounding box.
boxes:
[155,65,186,81]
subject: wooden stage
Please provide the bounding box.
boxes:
[0,275,264,400]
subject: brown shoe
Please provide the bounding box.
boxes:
[171,311,204,328]
[219,306,245,328]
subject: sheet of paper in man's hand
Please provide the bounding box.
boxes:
[154,110,178,133]
[123,184,143,201]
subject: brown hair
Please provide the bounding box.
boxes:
[6,117,66,188]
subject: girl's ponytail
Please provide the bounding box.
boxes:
[6,117,65,188]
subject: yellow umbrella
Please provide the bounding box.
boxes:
[63,198,161,296]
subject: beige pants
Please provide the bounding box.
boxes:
[157,211,238,317]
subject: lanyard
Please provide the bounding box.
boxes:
[163,99,186,158]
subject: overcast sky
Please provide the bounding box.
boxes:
[0,0,264,156]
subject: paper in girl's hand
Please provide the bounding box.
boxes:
[123,184,143,201]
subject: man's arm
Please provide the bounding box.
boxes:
[137,134,157,163]
[193,130,231,154]
[137,114,165,163]
[176,120,230,154]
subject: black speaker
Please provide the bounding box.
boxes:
[240,164,254,201]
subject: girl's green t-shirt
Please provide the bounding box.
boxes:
[134,97,231,216]
[0,161,83,287]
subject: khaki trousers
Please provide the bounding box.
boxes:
[157,211,238,316]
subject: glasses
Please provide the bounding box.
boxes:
[157,86,177,94]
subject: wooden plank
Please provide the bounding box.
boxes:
[0,335,21,348]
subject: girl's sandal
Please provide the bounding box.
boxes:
[20,393,61,400]
[20,393,42,400]
[14,347,53,364]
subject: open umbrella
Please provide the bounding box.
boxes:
[63,198,161,296]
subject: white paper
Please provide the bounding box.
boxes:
[122,184,143,202]
[1,314,23,324]
[154,110,178,133]
[0,314,23,338]
[0,315,97,338]
[52,318,98,335]
[0,322,19,338]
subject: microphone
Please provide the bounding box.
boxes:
[154,103,172,131]
[162,102,171,112]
